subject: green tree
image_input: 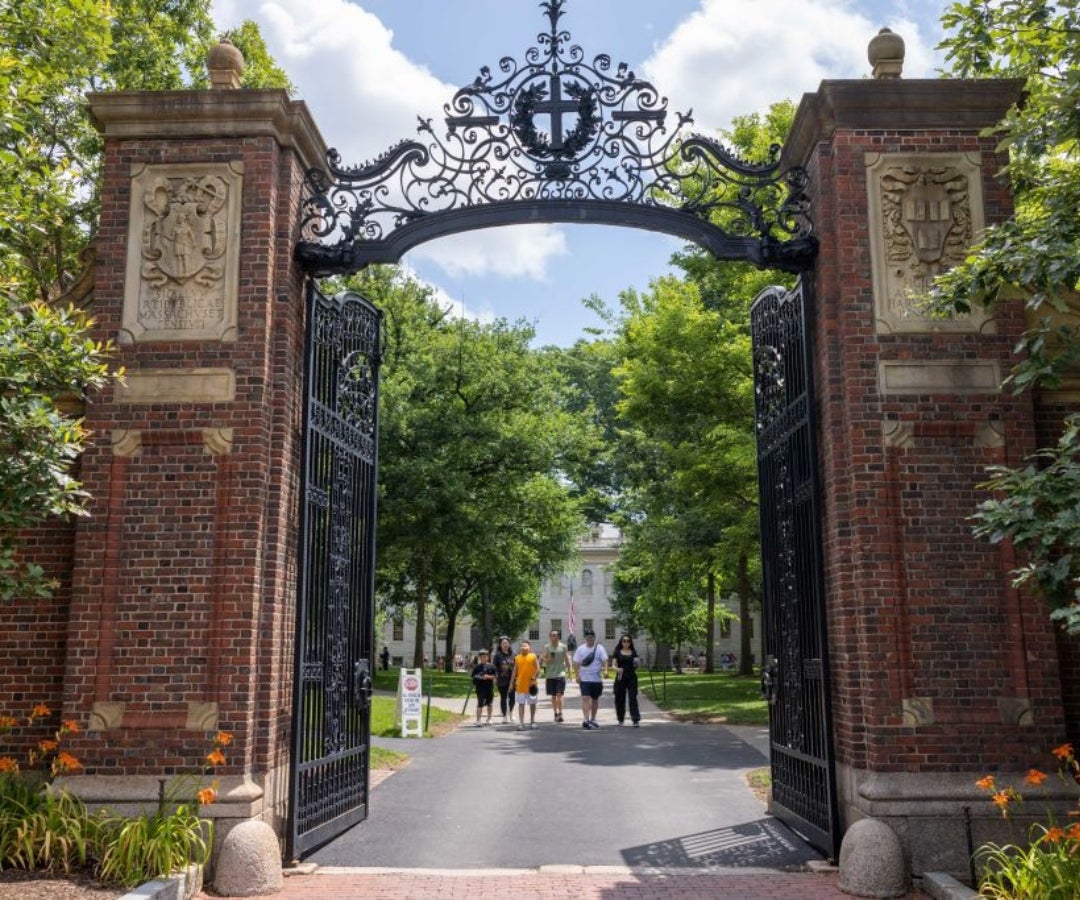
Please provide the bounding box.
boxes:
[0,300,118,600]
[932,1,1080,633]
[353,268,588,667]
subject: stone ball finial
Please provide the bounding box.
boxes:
[207,37,245,90]
[868,27,905,79]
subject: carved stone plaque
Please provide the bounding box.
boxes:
[123,161,243,342]
[866,152,993,334]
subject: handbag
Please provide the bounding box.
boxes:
[528,683,538,696]
[581,649,596,667]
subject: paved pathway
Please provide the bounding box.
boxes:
[200,681,925,898]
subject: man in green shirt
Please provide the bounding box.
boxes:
[541,629,571,723]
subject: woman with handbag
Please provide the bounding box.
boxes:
[493,636,515,722]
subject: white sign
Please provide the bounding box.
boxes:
[396,668,423,737]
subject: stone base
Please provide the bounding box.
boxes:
[838,764,1080,884]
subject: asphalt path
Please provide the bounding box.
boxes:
[308,681,824,872]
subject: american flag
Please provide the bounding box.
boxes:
[567,582,576,638]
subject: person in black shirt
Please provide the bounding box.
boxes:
[470,649,497,726]
[612,633,642,726]
[492,636,515,723]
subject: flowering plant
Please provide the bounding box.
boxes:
[974,743,1080,899]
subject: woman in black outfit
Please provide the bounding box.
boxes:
[492,636,515,721]
[612,632,641,726]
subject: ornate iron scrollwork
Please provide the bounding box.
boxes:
[297,0,816,275]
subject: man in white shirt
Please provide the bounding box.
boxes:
[572,628,608,729]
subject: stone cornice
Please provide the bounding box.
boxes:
[87,89,328,175]
[782,78,1026,169]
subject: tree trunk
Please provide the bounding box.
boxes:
[412,575,427,668]
[704,571,716,673]
[444,605,459,672]
[737,551,753,676]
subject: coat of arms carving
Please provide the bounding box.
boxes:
[123,162,243,343]
[866,152,991,334]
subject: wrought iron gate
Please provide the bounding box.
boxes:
[750,278,839,859]
[288,282,382,858]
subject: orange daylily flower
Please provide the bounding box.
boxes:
[1024,769,1048,786]
[0,757,18,774]
[214,731,233,747]
[1043,826,1066,843]
[52,751,81,774]
[1052,743,1074,761]
[60,720,80,735]
[0,715,19,730]
[975,775,996,790]
[991,790,1015,812]
[38,739,58,753]
[206,748,227,767]
[1066,823,1080,841]
[28,703,50,719]
[197,787,218,806]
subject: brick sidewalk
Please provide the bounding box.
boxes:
[201,865,927,899]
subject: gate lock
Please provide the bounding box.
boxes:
[353,659,373,709]
[760,655,780,705]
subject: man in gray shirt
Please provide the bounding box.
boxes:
[541,629,571,723]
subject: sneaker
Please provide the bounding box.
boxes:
[555,714,563,723]
[633,721,640,727]
[590,720,600,728]
[582,721,592,729]
[616,720,624,726]
[518,724,525,730]
[530,723,537,729]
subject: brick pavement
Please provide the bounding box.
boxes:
[201,865,926,899]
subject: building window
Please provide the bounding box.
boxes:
[582,618,593,636]
[549,618,562,638]
[720,617,731,639]
[392,618,404,641]
[581,569,593,595]
[529,624,540,640]
[604,619,616,641]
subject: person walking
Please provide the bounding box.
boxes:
[493,636,515,722]
[379,645,390,671]
[470,648,497,726]
[572,628,608,729]
[611,633,642,726]
[511,640,541,730]
[540,629,571,723]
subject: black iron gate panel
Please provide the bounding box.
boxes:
[750,278,839,859]
[288,283,382,859]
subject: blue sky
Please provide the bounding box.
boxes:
[211,0,947,346]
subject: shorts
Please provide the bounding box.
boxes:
[475,685,494,708]
[516,691,537,706]
[545,677,566,696]
[579,681,604,699]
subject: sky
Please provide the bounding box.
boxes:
[210,0,947,347]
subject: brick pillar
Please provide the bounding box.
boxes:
[784,77,1072,876]
[55,86,325,846]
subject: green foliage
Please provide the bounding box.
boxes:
[977,830,1080,899]
[355,267,588,663]
[96,803,210,888]
[972,414,1080,634]
[0,776,98,873]
[0,300,119,601]
[933,1,1080,632]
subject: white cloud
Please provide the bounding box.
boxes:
[409,226,568,281]
[641,0,939,135]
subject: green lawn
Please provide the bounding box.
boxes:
[372,666,768,725]
[373,667,472,698]
[369,694,463,737]
[640,671,768,725]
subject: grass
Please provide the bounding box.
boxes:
[640,670,768,725]
[372,668,472,698]
[369,695,463,738]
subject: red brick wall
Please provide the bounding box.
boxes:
[809,120,1068,772]
[48,106,311,776]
